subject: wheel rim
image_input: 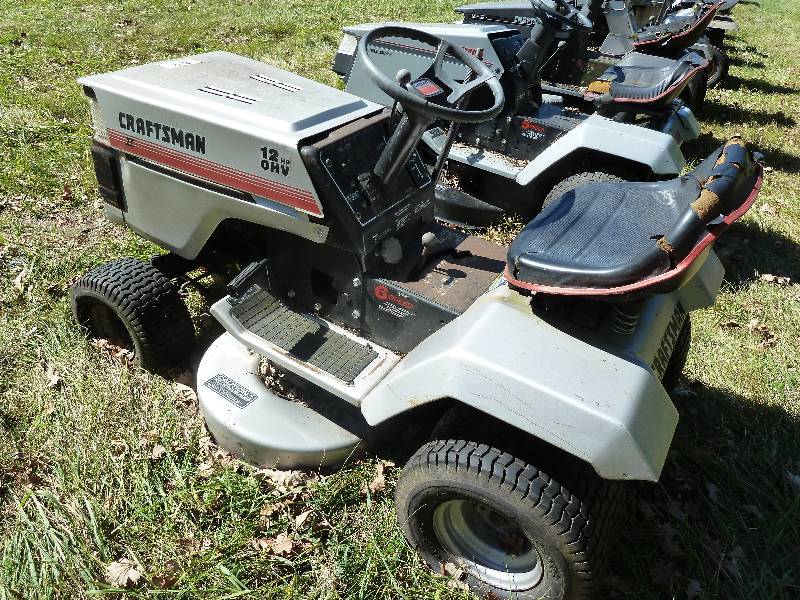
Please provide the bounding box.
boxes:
[83,301,134,350]
[432,499,543,591]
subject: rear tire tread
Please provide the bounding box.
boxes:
[71,257,195,371]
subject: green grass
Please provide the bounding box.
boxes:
[1,0,799,598]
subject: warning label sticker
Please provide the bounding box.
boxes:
[204,374,258,409]
[374,283,416,318]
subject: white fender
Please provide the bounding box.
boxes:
[515,113,688,186]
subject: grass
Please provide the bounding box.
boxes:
[1,0,799,598]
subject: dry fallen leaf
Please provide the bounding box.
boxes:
[104,558,141,589]
[760,273,791,285]
[294,509,313,530]
[439,561,468,590]
[253,533,295,556]
[12,268,29,294]
[151,559,181,589]
[758,203,777,215]
[42,362,63,389]
[174,382,197,406]
[369,462,386,494]
[254,468,306,491]
[178,537,212,554]
[149,444,167,461]
[196,461,215,477]
[271,533,294,555]
[110,439,129,456]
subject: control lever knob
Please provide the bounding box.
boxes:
[380,237,403,264]
[421,231,438,250]
[395,69,412,89]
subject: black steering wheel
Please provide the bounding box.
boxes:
[358,26,505,124]
[530,0,593,32]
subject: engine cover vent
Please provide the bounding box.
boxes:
[198,85,259,104]
[250,74,303,93]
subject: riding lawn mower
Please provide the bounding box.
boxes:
[334,0,705,226]
[71,25,762,599]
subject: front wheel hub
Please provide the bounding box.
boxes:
[432,498,544,591]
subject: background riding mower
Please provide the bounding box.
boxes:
[453,0,711,108]
[650,0,739,85]
[581,0,730,87]
[456,0,724,96]
[335,0,703,226]
[71,23,762,599]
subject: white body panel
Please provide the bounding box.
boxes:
[361,253,722,481]
[198,333,365,468]
[516,113,687,183]
[119,158,328,259]
[80,51,382,217]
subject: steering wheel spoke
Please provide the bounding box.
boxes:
[446,71,494,104]
[358,25,505,123]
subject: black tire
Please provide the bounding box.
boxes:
[662,316,691,393]
[395,439,623,599]
[70,257,195,371]
[705,44,729,88]
[543,171,625,210]
[682,70,708,113]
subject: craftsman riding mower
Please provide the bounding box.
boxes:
[334,0,704,226]
[451,0,711,105]
[581,0,729,87]
[649,0,738,85]
[71,26,762,599]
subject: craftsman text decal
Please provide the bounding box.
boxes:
[117,112,206,155]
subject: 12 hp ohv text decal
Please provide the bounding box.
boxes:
[261,147,291,176]
[117,112,206,154]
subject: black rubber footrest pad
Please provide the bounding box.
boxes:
[230,288,378,384]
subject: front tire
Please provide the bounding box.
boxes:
[395,439,622,599]
[70,257,195,371]
[705,44,729,88]
[543,171,625,210]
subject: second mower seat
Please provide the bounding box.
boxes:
[585,52,707,104]
[506,138,761,294]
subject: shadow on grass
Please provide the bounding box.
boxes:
[683,133,800,175]
[715,220,800,286]
[697,100,796,128]
[728,55,765,69]
[720,74,800,96]
[607,382,800,598]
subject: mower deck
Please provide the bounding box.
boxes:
[198,333,368,468]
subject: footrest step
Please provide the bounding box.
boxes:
[230,289,378,384]
[210,285,400,406]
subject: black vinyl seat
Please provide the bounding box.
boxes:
[506,138,761,293]
[586,52,706,103]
